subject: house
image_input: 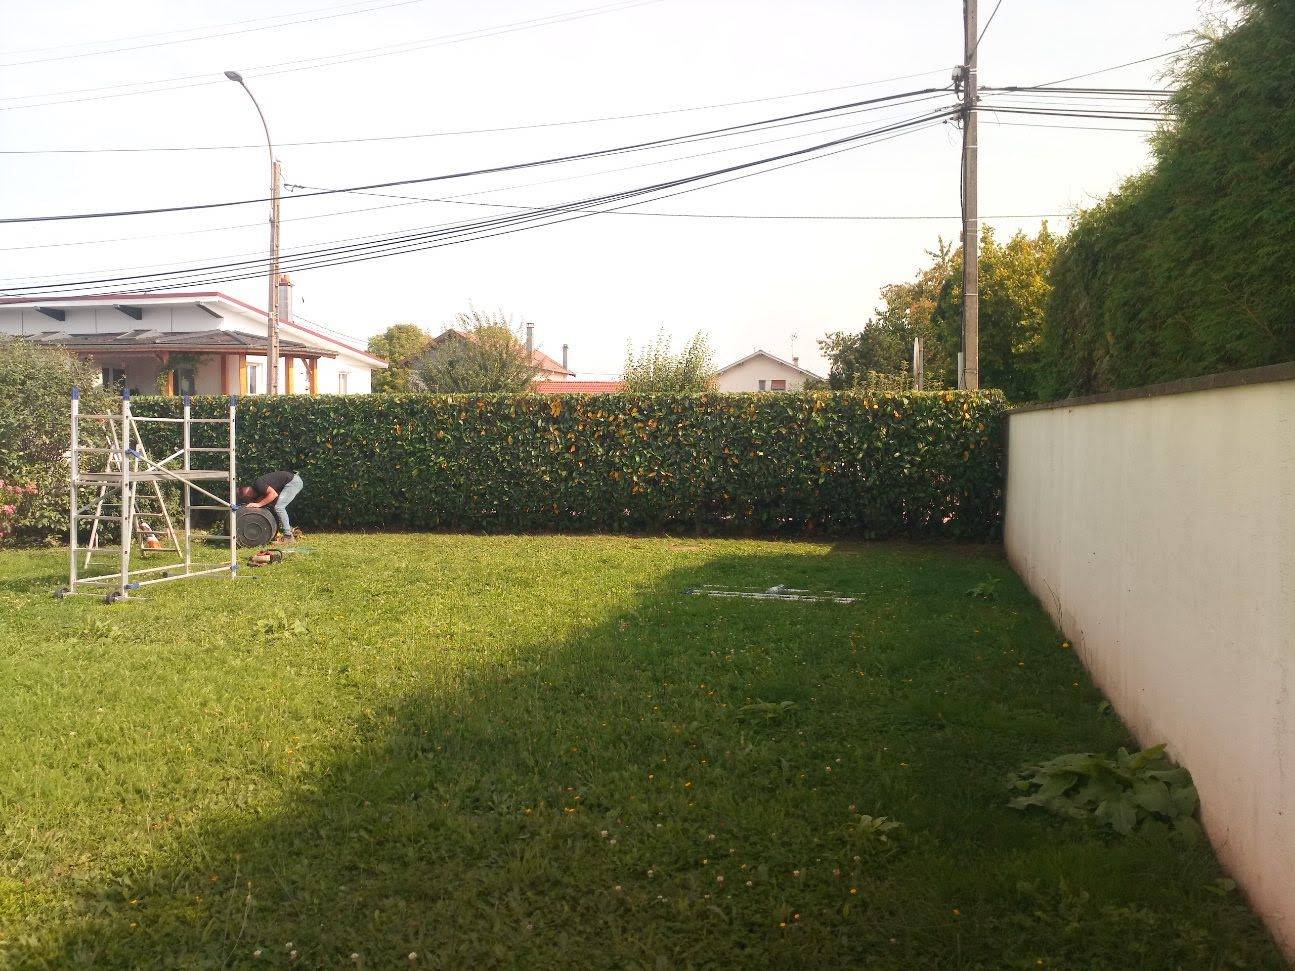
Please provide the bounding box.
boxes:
[0,280,387,396]
[713,350,823,392]
[531,380,626,394]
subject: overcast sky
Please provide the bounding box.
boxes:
[0,0,1206,376]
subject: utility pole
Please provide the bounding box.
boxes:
[958,0,980,391]
[225,70,281,395]
[269,158,282,394]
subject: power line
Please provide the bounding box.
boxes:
[983,85,1176,96]
[8,110,957,293]
[983,118,1159,134]
[0,0,433,67]
[0,108,957,295]
[0,0,660,111]
[0,88,951,224]
[141,108,963,289]
[970,0,1005,58]
[1023,43,1206,89]
[2,107,954,281]
[977,105,1172,121]
[0,98,954,252]
[0,70,952,155]
[0,0,426,56]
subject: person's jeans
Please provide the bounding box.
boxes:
[272,474,304,534]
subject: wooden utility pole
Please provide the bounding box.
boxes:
[912,336,925,391]
[960,0,980,390]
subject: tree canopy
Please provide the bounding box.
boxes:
[820,226,1057,401]
[367,323,433,393]
[409,310,539,393]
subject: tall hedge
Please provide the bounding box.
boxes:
[134,391,1006,538]
[1039,0,1295,397]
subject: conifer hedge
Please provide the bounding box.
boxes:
[1039,0,1295,398]
[134,391,1006,538]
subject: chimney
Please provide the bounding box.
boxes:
[277,274,293,323]
[525,321,534,359]
[562,343,569,371]
[792,356,800,367]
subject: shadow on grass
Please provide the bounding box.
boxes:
[24,546,1281,970]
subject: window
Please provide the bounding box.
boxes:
[101,367,126,390]
[758,379,767,391]
[338,371,349,395]
[771,379,787,391]
[246,363,261,395]
[176,368,197,396]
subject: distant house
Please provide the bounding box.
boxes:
[0,281,387,396]
[713,350,823,392]
[531,379,625,394]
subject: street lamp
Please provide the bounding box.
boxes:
[224,70,281,395]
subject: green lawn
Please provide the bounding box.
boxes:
[0,535,1280,969]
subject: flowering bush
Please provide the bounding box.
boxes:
[0,480,36,541]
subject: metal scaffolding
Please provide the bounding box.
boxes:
[60,389,239,603]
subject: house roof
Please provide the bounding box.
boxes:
[20,328,335,358]
[0,291,386,367]
[531,380,626,394]
[714,349,824,380]
[434,328,575,377]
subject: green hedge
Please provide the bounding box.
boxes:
[1038,0,1295,397]
[133,391,1006,538]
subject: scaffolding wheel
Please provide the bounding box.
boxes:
[54,587,69,600]
[105,591,126,605]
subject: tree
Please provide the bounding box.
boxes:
[931,225,1058,402]
[409,309,539,393]
[818,226,1057,401]
[819,241,956,390]
[368,323,433,393]
[0,339,111,543]
[1039,0,1295,398]
[622,328,715,392]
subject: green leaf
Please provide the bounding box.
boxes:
[1101,796,1139,836]
[1130,778,1173,815]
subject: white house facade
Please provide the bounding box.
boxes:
[0,282,386,396]
[713,350,823,392]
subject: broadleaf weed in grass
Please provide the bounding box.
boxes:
[1008,744,1202,839]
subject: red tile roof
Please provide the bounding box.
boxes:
[532,380,626,394]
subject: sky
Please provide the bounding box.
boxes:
[0,0,1208,377]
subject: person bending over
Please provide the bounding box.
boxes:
[238,470,303,542]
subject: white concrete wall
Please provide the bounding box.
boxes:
[1004,373,1295,953]
[714,356,816,392]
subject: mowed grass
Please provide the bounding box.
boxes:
[0,535,1280,969]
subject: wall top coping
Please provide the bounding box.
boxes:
[1008,361,1295,415]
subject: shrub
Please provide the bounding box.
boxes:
[0,340,111,544]
[622,328,716,392]
[134,390,1006,538]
